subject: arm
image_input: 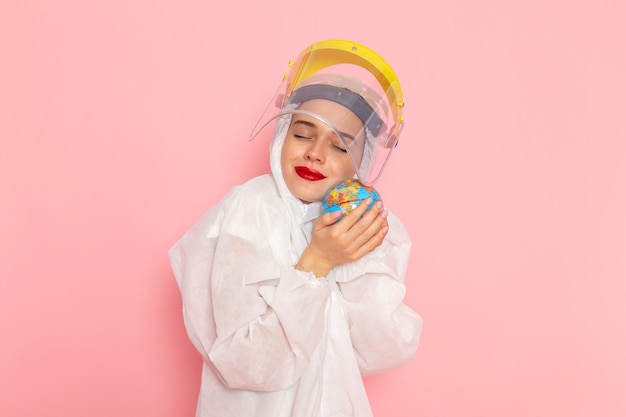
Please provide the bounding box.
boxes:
[170,199,331,392]
[293,200,422,374]
[335,214,422,374]
[208,232,330,391]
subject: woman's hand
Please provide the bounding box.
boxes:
[296,199,389,277]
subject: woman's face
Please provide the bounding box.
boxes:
[280,99,365,203]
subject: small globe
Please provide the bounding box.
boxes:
[322,178,381,220]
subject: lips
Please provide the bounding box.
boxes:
[295,166,327,181]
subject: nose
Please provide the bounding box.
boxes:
[304,138,325,163]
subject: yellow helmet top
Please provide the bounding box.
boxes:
[285,39,404,138]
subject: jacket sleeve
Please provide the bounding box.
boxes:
[169,194,331,392]
[334,211,423,375]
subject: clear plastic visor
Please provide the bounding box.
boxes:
[251,69,402,185]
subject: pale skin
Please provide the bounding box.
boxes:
[280,99,389,277]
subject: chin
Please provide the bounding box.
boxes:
[294,189,324,204]
[297,194,321,204]
[285,179,325,203]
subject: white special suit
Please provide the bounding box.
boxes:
[169,114,423,417]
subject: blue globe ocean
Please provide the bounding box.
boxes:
[322,178,381,220]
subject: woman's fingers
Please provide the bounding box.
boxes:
[310,199,390,267]
[336,200,389,258]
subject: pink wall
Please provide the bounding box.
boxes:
[1,1,625,416]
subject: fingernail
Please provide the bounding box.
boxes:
[381,209,388,218]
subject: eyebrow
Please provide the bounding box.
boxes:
[292,119,356,142]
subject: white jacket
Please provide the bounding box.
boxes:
[169,115,422,417]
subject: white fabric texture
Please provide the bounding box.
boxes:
[169,115,423,417]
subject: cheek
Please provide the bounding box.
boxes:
[280,143,293,166]
[281,138,299,159]
[336,155,356,177]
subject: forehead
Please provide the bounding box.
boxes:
[295,99,365,136]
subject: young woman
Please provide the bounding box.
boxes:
[169,39,422,417]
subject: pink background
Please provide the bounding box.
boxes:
[2,1,625,416]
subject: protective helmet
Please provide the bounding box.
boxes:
[250,39,405,185]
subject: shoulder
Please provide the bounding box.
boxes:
[384,209,411,247]
[175,174,278,238]
[217,174,287,231]
[224,174,280,207]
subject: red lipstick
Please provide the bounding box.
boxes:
[295,166,327,181]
